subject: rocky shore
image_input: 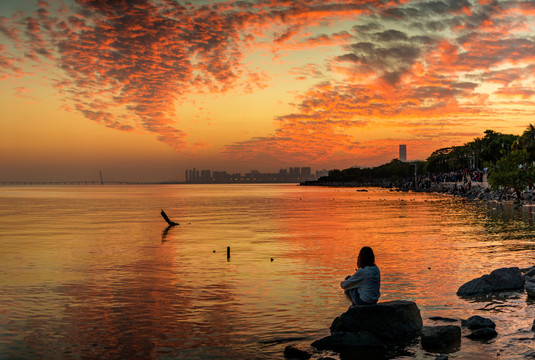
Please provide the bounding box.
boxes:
[302,179,534,204]
[284,266,535,360]
[412,182,530,203]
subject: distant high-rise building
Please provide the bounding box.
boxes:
[301,167,311,178]
[399,145,407,162]
[200,170,211,180]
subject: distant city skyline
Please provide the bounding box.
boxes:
[185,167,328,183]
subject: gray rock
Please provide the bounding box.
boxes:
[329,300,422,344]
[525,268,535,277]
[461,315,496,330]
[421,325,461,353]
[521,265,535,276]
[466,327,498,341]
[456,267,525,296]
[284,345,311,359]
[311,331,384,350]
[525,276,535,298]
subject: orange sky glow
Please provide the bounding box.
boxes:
[1,0,534,181]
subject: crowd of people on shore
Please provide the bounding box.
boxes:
[401,169,489,191]
[423,169,487,185]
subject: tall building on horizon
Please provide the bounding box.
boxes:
[399,144,407,162]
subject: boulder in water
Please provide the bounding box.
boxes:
[456,267,524,296]
[283,345,311,359]
[329,300,423,344]
[522,266,535,277]
[466,327,498,341]
[420,325,461,352]
[311,331,384,351]
[525,276,535,298]
[461,315,496,330]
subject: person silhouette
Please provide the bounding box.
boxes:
[340,246,380,305]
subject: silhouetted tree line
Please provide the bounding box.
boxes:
[318,159,425,186]
[314,125,535,194]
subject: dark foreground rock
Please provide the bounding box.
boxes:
[283,345,311,359]
[329,300,423,344]
[461,315,496,330]
[523,266,535,278]
[466,327,498,341]
[312,300,422,358]
[311,331,384,351]
[457,267,525,296]
[421,325,461,353]
[525,276,535,298]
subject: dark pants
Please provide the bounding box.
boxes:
[345,288,372,305]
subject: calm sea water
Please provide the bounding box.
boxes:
[0,184,534,359]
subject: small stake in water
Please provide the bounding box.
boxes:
[227,246,230,261]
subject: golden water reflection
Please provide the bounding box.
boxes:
[0,185,534,359]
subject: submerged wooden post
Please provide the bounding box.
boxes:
[160,210,179,226]
[227,246,230,261]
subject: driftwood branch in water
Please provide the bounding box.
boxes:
[161,210,179,226]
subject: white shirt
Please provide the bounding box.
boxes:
[340,265,381,304]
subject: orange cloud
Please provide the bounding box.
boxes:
[225,0,535,165]
[2,0,535,167]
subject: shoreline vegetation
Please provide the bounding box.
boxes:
[301,125,535,204]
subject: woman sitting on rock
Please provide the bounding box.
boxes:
[340,246,381,305]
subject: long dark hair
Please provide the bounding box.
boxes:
[357,246,375,269]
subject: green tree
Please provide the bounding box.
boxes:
[448,146,473,170]
[488,149,534,201]
[426,147,454,173]
[477,129,517,166]
[512,124,535,162]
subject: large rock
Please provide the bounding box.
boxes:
[311,332,386,359]
[311,331,384,350]
[456,267,525,296]
[283,345,311,359]
[525,276,535,298]
[461,315,496,330]
[466,327,498,341]
[522,266,535,277]
[329,300,423,344]
[421,325,461,352]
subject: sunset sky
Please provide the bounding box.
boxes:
[1,0,534,182]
